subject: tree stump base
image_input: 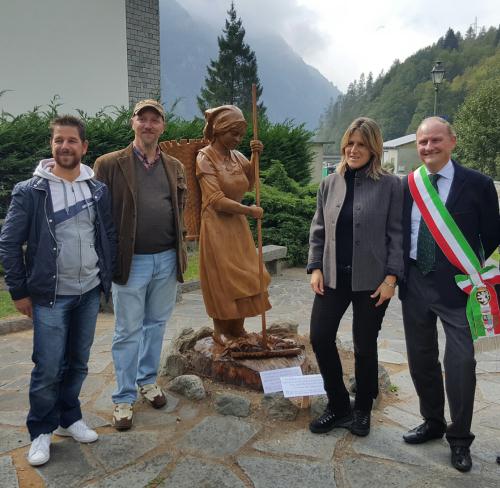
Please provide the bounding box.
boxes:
[183,335,309,391]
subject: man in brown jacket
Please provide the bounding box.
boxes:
[94,99,187,430]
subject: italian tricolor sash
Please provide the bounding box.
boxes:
[409,165,500,351]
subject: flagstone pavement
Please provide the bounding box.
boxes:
[1,268,499,487]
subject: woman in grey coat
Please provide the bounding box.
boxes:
[308,117,403,436]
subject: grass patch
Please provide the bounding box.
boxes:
[0,290,19,319]
[184,252,199,281]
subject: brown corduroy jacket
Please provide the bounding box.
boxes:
[94,144,187,285]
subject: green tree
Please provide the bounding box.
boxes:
[317,25,500,147]
[197,2,265,115]
[442,28,459,50]
[454,79,500,179]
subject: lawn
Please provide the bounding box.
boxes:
[0,290,19,319]
[185,252,200,281]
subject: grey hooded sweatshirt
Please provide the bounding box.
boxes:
[34,159,101,295]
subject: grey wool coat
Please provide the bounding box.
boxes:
[308,167,404,291]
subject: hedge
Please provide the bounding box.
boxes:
[0,103,316,264]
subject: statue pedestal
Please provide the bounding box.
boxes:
[185,336,310,391]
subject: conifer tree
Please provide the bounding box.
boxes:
[197,2,265,115]
[442,28,459,50]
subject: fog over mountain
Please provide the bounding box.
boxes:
[160,0,340,129]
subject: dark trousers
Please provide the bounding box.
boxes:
[27,286,100,440]
[402,262,476,447]
[310,275,389,416]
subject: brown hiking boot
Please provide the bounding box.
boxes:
[112,403,133,430]
[139,383,167,409]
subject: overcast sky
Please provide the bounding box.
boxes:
[179,0,500,91]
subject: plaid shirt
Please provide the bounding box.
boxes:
[133,145,161,170]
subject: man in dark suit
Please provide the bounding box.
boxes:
[399,117,500,472]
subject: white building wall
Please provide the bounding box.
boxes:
[0,0,129,115]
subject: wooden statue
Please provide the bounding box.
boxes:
[196,105,272,346]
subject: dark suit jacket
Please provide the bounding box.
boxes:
[399,161,500,307]
[94,144,188,285]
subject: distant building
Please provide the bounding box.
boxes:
[311,141,340,183]
[0,0,160,115]
[383,134,418,175]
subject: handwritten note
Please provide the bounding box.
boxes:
[280,374,326,398]
[259,366,303,394]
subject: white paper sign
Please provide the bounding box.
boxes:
[259,366,303,394]
[280,374,326,398]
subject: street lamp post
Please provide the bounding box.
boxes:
[431,61,445,115]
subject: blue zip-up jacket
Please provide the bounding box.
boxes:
[0,172,117,307]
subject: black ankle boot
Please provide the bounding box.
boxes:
[309,408,353,434]
[350,410,371,436]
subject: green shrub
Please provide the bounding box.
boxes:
[0,105,314,215]
[0,104,317,265]
[245,162,318,265]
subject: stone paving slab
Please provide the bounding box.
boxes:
[475,403,500,431]
[86,452,172,488]
[0,455,19,488]
[176,404,199,421]
[0,375,30,392]
[80,375,108,400]
[478,379,500,402]
[252,428,346,461]
[417,470,499,488]
[0,410,28,427]
[0,391,29,411]
[36,440,103,487]
[87,355,113,374]
[351,424,453,469]
[382,405,421,430]
[378,349,407,364]
[0,268,499,487]
[238,455,336,488]
[88,432,162,471]
[342,457,428,488]
[159,457,246,488]
[388,370,417,399]
[133,408,178,427]
[0,363,33,387]
[92,383,116,411]
[81,412,110,429]
[178,415,260,457]
[0,428,30,455]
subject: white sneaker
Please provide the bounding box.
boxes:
[27,433,52,466]
[54,419,98,443]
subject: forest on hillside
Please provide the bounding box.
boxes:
[317,25,500,148]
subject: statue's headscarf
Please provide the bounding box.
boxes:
[203,105,247,142]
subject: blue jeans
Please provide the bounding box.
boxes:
[111,249,177,404]
[27,285,101,440]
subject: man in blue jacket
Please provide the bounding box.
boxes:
[0,115,116,466]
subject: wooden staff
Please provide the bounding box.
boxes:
[252,83,268,350]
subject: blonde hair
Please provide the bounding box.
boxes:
[337,117,386,180]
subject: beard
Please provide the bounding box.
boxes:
[54,151,80,170]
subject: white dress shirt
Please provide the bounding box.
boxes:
[409,160,455,259]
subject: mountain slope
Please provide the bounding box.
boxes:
[317,26,500,146]
[160,0,340,129]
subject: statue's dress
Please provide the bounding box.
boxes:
[196,145,271,320]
